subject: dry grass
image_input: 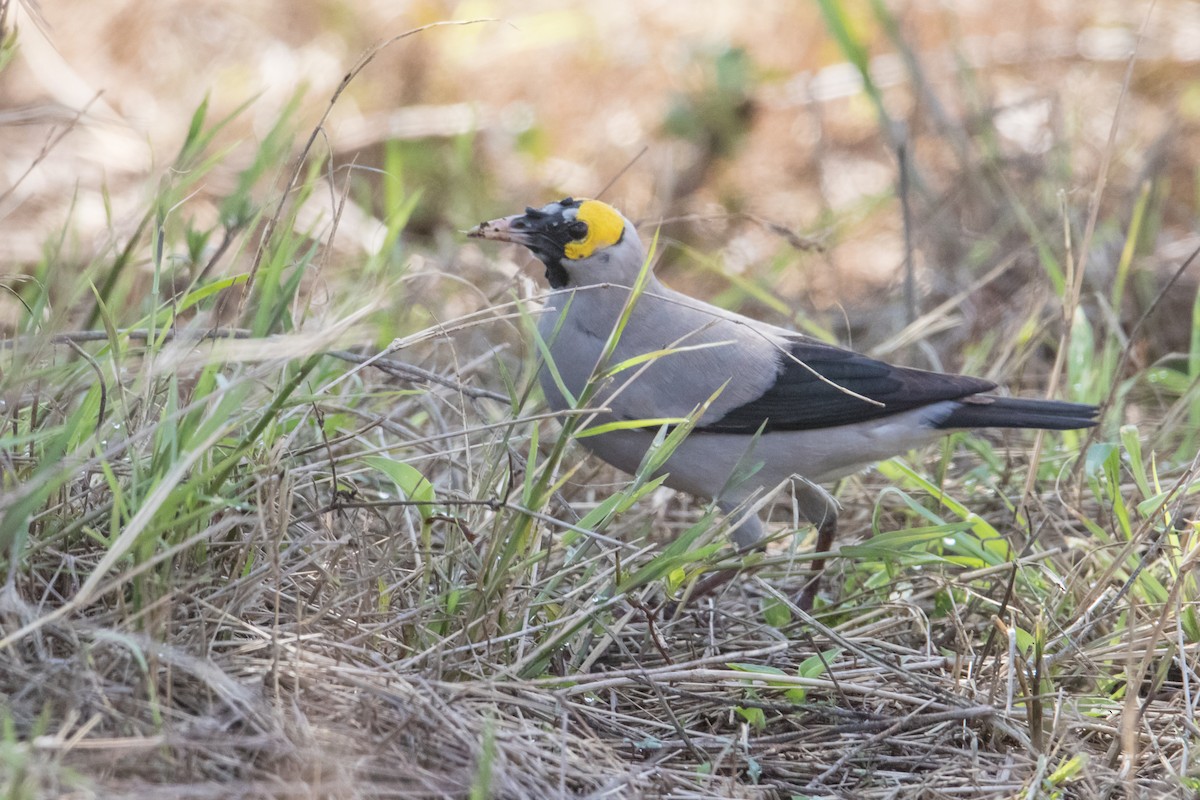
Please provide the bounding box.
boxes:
[3,1,1200,798]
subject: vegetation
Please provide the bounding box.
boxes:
[1,1,1197,797]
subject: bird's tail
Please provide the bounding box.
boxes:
[936,396,1099,431]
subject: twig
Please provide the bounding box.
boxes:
[649,211,824,252]
[1018,3,1151,546]
[64,339,107,436]
[595,145,648,201]
[239,19,499,313]
[0,93,102,207]
[1070,241,1200,486]
[1,327,506,402]
[897,131,917,326]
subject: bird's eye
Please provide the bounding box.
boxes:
[567,220,588,240]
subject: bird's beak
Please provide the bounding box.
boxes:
[466,213,533,245]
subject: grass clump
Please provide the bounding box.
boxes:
[2,7,1200,798]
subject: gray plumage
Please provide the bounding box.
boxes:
[469,198,1098,606]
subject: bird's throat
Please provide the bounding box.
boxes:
[545,259,569,288]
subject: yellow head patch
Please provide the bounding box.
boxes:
[564,200,625,260]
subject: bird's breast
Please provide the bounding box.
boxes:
[536,292,613,413]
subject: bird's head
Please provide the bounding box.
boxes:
[468,198,645,289]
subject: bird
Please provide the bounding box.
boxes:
[468,197,1098,609]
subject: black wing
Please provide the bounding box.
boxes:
[696,338,996,434]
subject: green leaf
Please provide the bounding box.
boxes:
[734,706,766,729]
[1047,752,1087,785]
[574,418,689,438]
[760,595,791,628]
[798,648,843,679]
[667,567,687,591]
[178,273,249,313]
[363,456,436,518]
[728,662,787,677]
[602,341,735,377]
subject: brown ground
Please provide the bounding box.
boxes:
[2,0,1198,797]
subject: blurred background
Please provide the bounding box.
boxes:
[1,0,1195,387]
[5,3,1200,794]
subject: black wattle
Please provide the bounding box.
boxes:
[545,260,569,288]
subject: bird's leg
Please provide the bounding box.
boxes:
[678,509,765,602]
[796,514,837,612]
[793,479,840,612]
[727,509,765,552]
